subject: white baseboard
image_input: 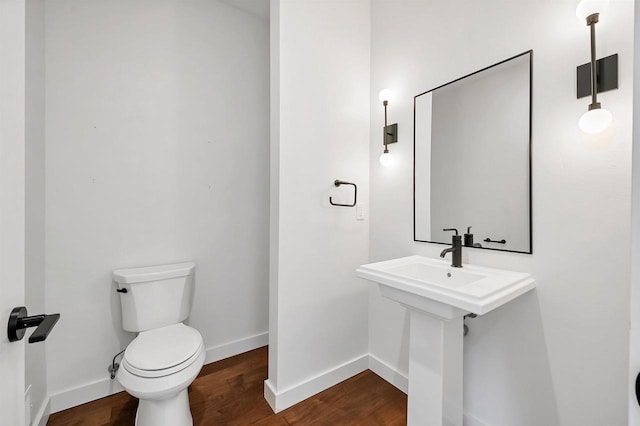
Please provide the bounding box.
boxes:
[263,379,277,410]
[366,354,489,426]
[48,336,489,426]
[32,396,50,426]
[50,375,124,414]
[368,353,408,393]
[49,332,269,414]
[204,331,268,364]
[263,354,369,413]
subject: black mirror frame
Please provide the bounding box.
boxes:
[413,50,533,255]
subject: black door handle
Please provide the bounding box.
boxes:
[7,307,60,343]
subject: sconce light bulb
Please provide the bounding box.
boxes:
[378,89,393,103]
[578,107,612,134]
[379,151,394,167]
[576,0,609,20]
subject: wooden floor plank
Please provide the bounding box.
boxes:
[48,346,407,425]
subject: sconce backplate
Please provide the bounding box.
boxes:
[384,123,398,145]
[577,53,618,99]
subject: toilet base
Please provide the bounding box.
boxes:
[135,388,193,426]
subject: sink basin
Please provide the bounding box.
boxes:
[357,255,535,426]
[356,255,535,316]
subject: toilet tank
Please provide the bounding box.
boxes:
[113,262,195,332]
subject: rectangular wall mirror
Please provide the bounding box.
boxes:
[414,50,532,254]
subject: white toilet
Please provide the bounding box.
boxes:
[113,262,205,426]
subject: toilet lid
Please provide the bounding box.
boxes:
[124,323,203,371]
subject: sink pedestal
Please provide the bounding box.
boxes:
[356,255,535,426]
[406,308,464,426]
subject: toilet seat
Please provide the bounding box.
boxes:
[123,323,203,379]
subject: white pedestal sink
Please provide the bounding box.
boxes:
[357,256,535,426]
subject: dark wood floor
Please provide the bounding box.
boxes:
[47,346,407,425]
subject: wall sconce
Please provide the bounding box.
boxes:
[378,89,398,167]
[576,0,618,134]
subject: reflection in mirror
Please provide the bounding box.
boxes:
[414,51,532,254]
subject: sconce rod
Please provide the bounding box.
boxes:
[383,100,389,149]
[588,13,599,108]
[383,100,389,127]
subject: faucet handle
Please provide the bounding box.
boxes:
[443,228,459,236]
[464,227,474,247]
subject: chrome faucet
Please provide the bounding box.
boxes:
[440,228,463,268]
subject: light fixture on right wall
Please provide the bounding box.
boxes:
[378,89,398,167]
[576,0,618,134]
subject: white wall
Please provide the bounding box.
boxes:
[0,0,26,424]
[44,0,269,411]
[266,0,371,412]
[25,0,48,423]
[369,1,633,425]
[629,0,640,423]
